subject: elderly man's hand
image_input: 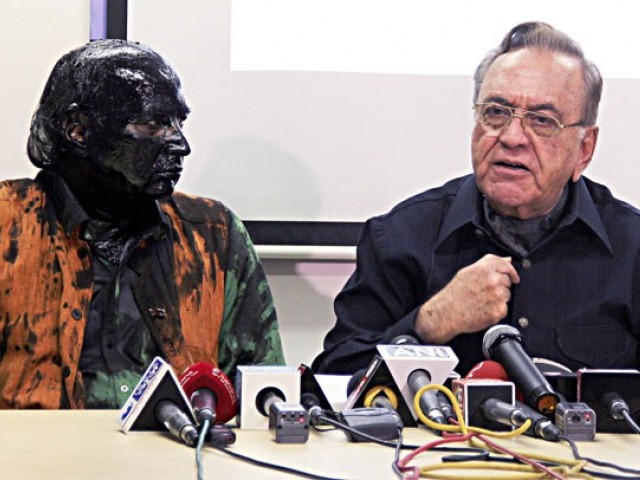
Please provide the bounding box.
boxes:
[414,254,520,344]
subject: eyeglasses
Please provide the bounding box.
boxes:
[473,102,585,137]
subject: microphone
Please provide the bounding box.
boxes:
[577,369,640,433]
[407,369,446,426]
[394,333,447,425]
[516,401,563,442]
[483,325,559,414]
[119,356,199,446]
[256,387,286,417]
[479,398,561,442]
[155,400,199,446]
[235,365,300,429]
[346,369,399,412]
[179,362,238,425]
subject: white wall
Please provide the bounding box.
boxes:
[3,0,640,367]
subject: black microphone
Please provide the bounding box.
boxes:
[479,398,561,442]
[407,369,446,425]
[346,369,398,412]
[516,401,563,442]
[393,335,447,426]
[483,325,559,414]
[256,387,286,417]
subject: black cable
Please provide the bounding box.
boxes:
[206,442,346,480]
[561,435,640,477]
[314,412,402,447]
[312,410,485,454]
[311,410,485,453]
[621,410,640,435]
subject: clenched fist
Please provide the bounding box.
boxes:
[414,254,520,344]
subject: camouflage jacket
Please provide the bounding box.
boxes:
[0,177,284,408]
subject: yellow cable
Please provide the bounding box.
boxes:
[418,460,593,479]
[408,383,593,479]
[363,385,399,409]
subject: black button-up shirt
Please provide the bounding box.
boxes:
[313,175,640,377]
[43,171,167,408]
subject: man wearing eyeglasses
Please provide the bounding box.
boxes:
[313,22,639,377]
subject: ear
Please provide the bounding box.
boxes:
[571,125,599,182]
[61,105,89,148]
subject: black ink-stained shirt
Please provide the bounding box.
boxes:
[312,175,640,377]
[0,171,284,409]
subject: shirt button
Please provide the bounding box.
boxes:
[518,317,529,329]
[71,308,83,320]
[120,385,130,393]
[474,229,485,238]
[522,259,532,269]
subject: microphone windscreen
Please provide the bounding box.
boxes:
[482,324,521,358]
[179,362,238,423]
[465,360,509,381]
[389,334,420,346]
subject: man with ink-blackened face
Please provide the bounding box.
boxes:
[55,44,192,213]
[0,40,284,409]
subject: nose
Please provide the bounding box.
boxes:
[498,113,529,146]
[165,124,191,157]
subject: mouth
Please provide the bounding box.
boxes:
[494,160,529,172]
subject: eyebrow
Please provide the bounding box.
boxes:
[482,96,563,118]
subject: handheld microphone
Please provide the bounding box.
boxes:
[577,369,640,433]
[155,400,199,446]
[179,362,238,425]
[516,401,562,441]
[479,398,561,441]
[119,357,199,447]
[407,369,446,425]
[256,387,286,417]
[483,325,559,414]
[388,334,446,425]
[346,369,399,412]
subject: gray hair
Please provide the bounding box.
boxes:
[473,22,602,126]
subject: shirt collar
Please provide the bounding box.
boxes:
[37,170,169,239]
[435,175,612,254]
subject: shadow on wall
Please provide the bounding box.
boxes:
[261,259,355,368]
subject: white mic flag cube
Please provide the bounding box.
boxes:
[235,365,300,430]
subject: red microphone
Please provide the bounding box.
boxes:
[465,360,524,403]
[179,362,238,425]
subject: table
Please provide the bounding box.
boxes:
[1,410,639,479]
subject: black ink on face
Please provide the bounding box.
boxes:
[28,40,192,211]
[84,49,191,199]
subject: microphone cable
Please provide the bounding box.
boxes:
[561,434,640,479]
[601,392,640,435]
[399,383,592,480]
[195,418,210,480]
[205,438,345,480]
